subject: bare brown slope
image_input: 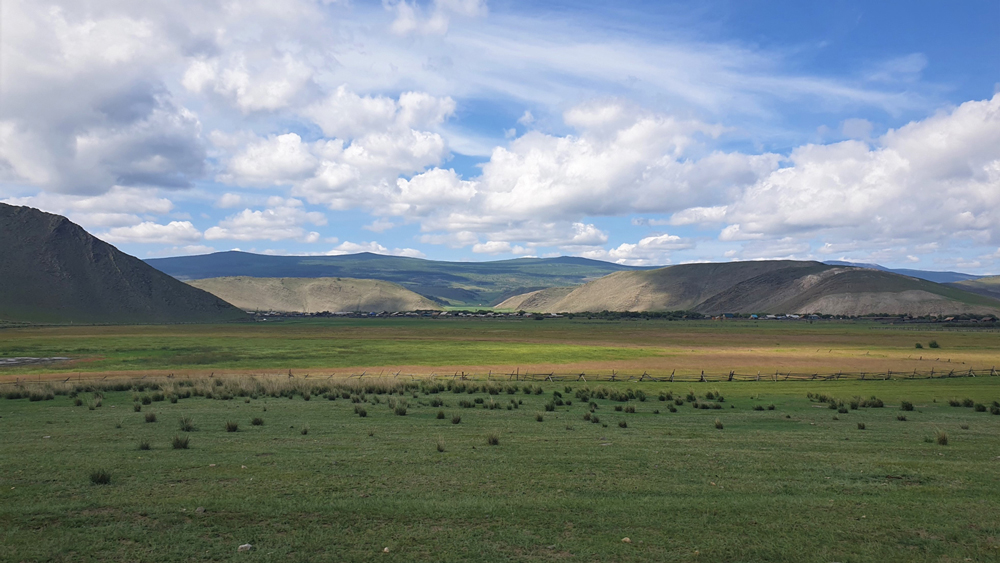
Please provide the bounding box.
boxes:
[503,260,1000,316]
[495,287,575,310]
[0,203,247,324]
[189,277,442,313]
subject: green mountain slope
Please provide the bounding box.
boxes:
[147,251,647,307]
[0,203,248,325]
[189,277,442,313]
[949,276,1000,300]
[497,261,1000,316]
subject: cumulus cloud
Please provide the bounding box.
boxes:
[583,233,693,265]
[3,187,176,228]
[99,221,203,245]
[325,240,425,258]
[204,198,327,241]
[387,0,488,36]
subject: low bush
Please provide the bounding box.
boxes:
[451,415,461,424]
[133,403,141,412]
[437,410,446,419]
[486,433,499,446]
[225,421,239,432]
[251,417,264,426]
[936,430,948,445]
[857,422,866,430]
[89,470,111,485]
[179,417,194,432]
[144,413,157,423]
[928,340,940,349]
[300,425,309,435]
[172,435,189,449]
[900,401,914,411]
[536,413,544,422]
[618,421,627,428]
[714,418,723,430]
[974,403,986,412]
[138,441,150,451]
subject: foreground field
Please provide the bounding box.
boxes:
[2,377,999,562]
[1,318,998,380]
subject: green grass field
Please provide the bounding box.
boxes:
[1,318,998,378]
[2,377,1000,562]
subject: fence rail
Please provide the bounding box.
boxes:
[2,366,998,387]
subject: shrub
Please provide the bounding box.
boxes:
[618,421,627,428]
[625,405,636,414]
[544,402,556,412]
[437,439,445,453]
[849,401,859,410]
[974,403,986,412]
[991,405,1000,415]
[714,418,723,430]
[357,407,367,417]
[948,399,961,407]
[857,422,866,430]
[753,405,764,411]
[614,405,623,412]
[897,414,907,421]
[667,405,677,413]
[900,401,914,411]
[89,470,111,485]
[251,417,264,426]
[838,407,848,414]
[301,425,309,435]
[591,415,600,424]
[451,415,461,424]
[767,404,776,411]
[172,435,189,449]
[74,398,83,406]
[145,413,157,423]
[928,340,940,348]
[674,398,684,406]
[936,430,948,445]
[459,399,473,408]
[133,403,141,412]
[430,398,443,407]
[536,413,544,422]
[225,421,239,432]
[170,395,178,404]
[962,398,974,408]
[179,417,195,432]
[394,405,407,416]
[138,441,150,451]
[534,386,543,395]
[486,433,500,446]
[583,412,591,421]
[141,395,152,405]
[437,410,446,419]
[960,423,969,430]
[914,342,924,349]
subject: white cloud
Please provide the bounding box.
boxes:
[325,240,425,258]
[363,218,397,232]
[100,221,203,245]
[387,0,487,36]
[472,240,511,254]
[583,233,692,265]
[204,198,327,241]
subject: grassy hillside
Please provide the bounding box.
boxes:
[499,261,1000,316]
[950,276,1000,300]
[0,204,248,325]
[147,251,646,307]
[189,277,442,313]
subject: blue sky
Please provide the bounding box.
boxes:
[2,0,998,271]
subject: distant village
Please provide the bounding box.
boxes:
[250,309,998,325]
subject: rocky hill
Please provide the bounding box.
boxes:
[188,277,442,313]
[0,203,247,324]
[496,260,1000,316]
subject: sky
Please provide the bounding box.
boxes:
[1,0,999,272]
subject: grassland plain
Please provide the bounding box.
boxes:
[1,318,999,379]
[1,376,1000,562]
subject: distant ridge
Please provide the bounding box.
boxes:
[189,277,442,313]
[0,203,248,325]
[497,260,1000,316]
[822,260,984,284]
[147,251,649,307]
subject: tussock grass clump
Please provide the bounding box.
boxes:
[301,425,309,435]
[714,418,723,430]
[857,422,866,430]
[961,398,974,408]
[145,413,157,423]
[614,405,623,412]
[974,403,986,412]
[179,417,195,432]
[437,410,445,419]
[990,405,1000,416]
[536,413,544,422]
[838,407,848,414]
[936,430,948,445]
[591,415,600,424]
[459,399,474,408]
[355,406,367,417]
[544,402,556,412]
[138,441,150,451]
[897,415,907,421]
[667,405,677,413]
[141,395,152,405]
[133,403,142,412]
[624,405,636,414]
[753,405,764,411]
[74,398,83,406]
[172,435,189,449]
[767,404,776,411]
[960,423,969,430]
[486,433,500,446]
[251,417,264,426]
[394,405,408,416]
[89,470,111,485]
[900,401,914,411]
[915,342,923,349]
[451,415,461,424]
[225,421,239,432]
[583,412,591,421]
[948,399,961,407]
[928,340,940,348]
[430,398,443,407]
[618,420,627,428]
[437,439,445,453]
